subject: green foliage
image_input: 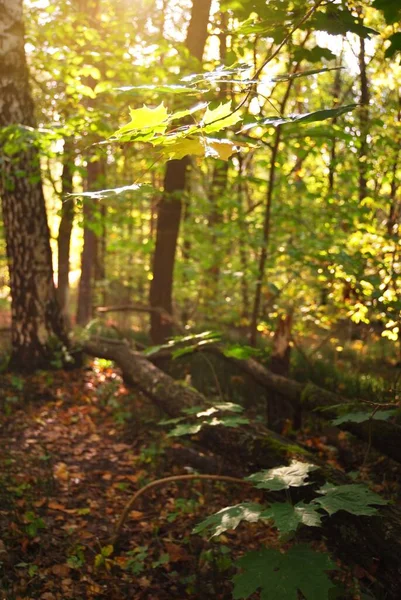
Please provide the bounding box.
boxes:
[24,511,46,538]
[143,331,220,358]
[385,33,401,62]
[124,546,149,575]
[193,503,264,538]
[309,6,377,38]
[94,544,114,569]
[167,405,250,437]
[313,483,388,516]
[243,105,357,131]
[246,460,318,491]
[222,345,260,360]
[232,545,337,600]
[332,409,396,426]
[373,0,401,24]
[260,501,322,536]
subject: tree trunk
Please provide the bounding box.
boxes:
[57,137,75,321]
[267,312,297,431]
[76,158,105,326]
[149,0,212,343]
[328,53,342,192]
[83,339,401,599]
[249,67,298,345]
[0,0,68,370]
[387,93,401,236]
[358,30,370,203]
[206,15,229,300]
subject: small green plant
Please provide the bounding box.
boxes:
[200,544,233,574]
[193,459,388,599]
[16,562,39,577]
[138,442,164,464]
[167,497,199,523]
[160,401,249,437]
[67,544,86,569]
[152,552,170,569]
[24,511,46,538]
[10,375,24,391]
[124,545,149,575]
[94,544,114,570]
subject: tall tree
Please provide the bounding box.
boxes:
[57,137,75,321]
[358,12,370,203]
[0,0,68,369]
[149,0,212,343]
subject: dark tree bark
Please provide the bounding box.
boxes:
[358,30,370,203]
[0,0,68,370]
[76,159,105,326]
[387,93,401,236]
[150,158,189,341]
[206,15,229,298]
[149,0,212,343]
[328,54,342,192]
[57,137,75,320]
[267,312,297,431]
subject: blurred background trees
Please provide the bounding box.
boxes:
[1,0,401,367]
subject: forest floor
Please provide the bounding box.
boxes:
[0,360,398,600]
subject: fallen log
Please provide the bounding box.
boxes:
[84,338,401,599]
[149,344,401,464]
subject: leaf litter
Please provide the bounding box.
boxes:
[0,363,369,599]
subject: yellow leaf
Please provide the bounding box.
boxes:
[206,139,239,160]
[94,554,105,569]
[114,103,169,139]
[102,544,114,557]
[202,101,242,133]
[160,137,204,160]
[53,462,69,482]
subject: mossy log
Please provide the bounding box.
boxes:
[84,339,401,599]
[149,344,401,464]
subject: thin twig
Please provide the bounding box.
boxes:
[110,474,250,546]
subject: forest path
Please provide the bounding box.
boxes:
[0,364,169,599]
[0,363,266,600]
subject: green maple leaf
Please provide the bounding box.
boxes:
[233,545,337,600]
[247,460,318,491]
[313,483,388,516]
[167,422,202,437]
[193,502,264,537]
[260,501,322,536]
[332,409,396,426]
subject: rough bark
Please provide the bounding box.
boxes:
[149,158,189,342]
[57,137,75,320]
[83,339,401,598]
[0,0,68,369]
[149,0,212,343]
